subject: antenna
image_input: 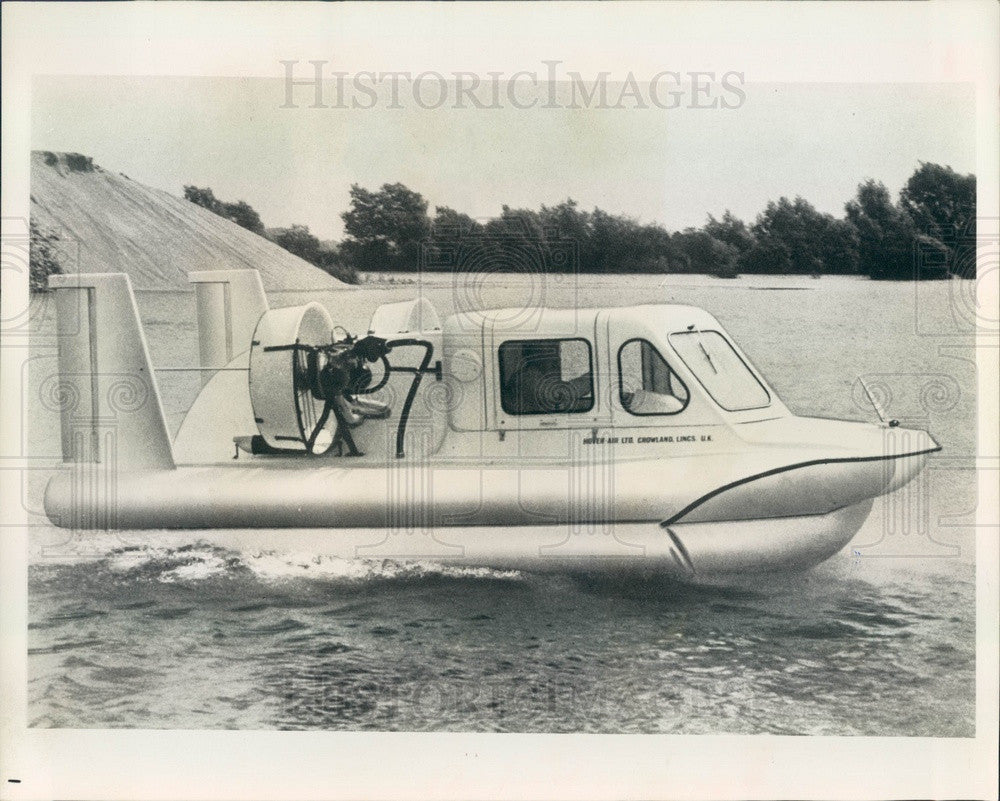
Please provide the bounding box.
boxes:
[857,376,889,425]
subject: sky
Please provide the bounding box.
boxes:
[31,76,976,241]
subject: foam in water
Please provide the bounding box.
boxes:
[102,543,522,584]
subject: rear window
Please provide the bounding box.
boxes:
[498,338,594,415]
[668,330,770,411]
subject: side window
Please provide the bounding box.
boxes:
[618,339,689,416]
[499,339,594,415]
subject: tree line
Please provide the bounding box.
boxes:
[29,161,976,290]
[179,161,973,282]
[332,162,975,280]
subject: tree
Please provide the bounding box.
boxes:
[591,208,641,273]
[538,199,592,272]
[29,220,63,292]
[183,185,223,215]
[672,229,739,277]
[184,186,267,236]
[267,225,358,284]
[704,210,754,257]
[431,206,480,237]
[900,162,976,239]
[816,217,861,276]
[222,200,265,236]
[269,224,322,265]
[845,180,917,280]
[632,223,679,273]
[341,183,430,272]
[749,196,858,276]
[741,237,792,275]
[471,206,552,275]
[899,162,976,277]
[313,243,359,285]
[487,206,546,244]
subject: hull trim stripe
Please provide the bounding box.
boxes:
[661,446,941,527]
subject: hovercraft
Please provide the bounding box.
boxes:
[43,270,939,580]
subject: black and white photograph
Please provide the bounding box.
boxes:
[1,2,997,799]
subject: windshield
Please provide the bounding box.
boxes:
[668,330,770,411]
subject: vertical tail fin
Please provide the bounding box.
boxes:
[49,273,174,470]
[189,269,268,383]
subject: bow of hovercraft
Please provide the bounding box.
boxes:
[652,416,940,580]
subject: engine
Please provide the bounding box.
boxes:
[248,303,391,455]
[246,302,440,458]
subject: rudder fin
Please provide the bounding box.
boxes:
[49,273,175,470]
[188,269,268,384]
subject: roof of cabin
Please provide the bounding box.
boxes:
[442,304,721,336]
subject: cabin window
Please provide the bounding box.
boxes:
[668,329,771,411]
[618,339,689,415]
[498,338,594,415]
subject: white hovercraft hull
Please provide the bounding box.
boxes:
[44,440,931,577]
[41,498,875,580]
[42,271,939,580]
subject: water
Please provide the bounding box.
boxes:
[25,273,977,734]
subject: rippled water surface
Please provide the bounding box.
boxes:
[26,274,977,734]
[28,543,974,734]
